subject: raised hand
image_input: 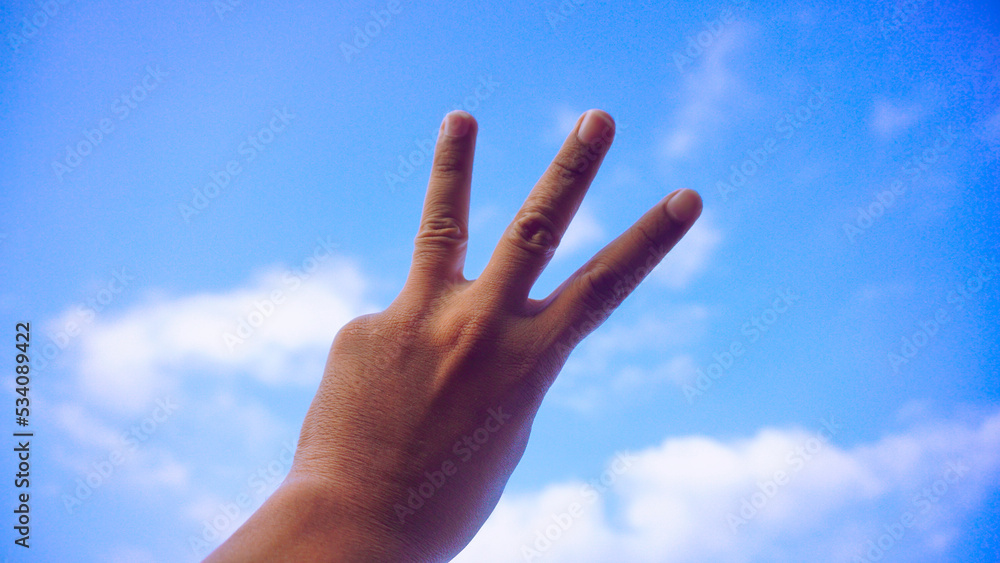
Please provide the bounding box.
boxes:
[206,109,702,562]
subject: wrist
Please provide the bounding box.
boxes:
[205,473,416,562]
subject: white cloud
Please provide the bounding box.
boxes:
[659,22,750,160]
[60,256,379,413]
[53,402,129,452]
[207,392,294,456]
[601,163,641,190]
[456,409,1000,562]
[555,204,605,259]
[612,353,698,390]
[871,99,923,138]
[469,204,501,234]
[551,307,709,412]
[123,449,191,491]
[651,210,723,289]
[564,306,709,374]
[45,259,372,541]
[544,105,586,145]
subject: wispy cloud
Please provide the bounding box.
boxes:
[659,22,751,160]
[871,98,923,138]
[651,210,723,289]
[555,204,606,260]
[551,306,710,411]
[613,353,699,391]
[544,104,586,145]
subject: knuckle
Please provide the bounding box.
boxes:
[338,313,376,336]
[509,209,560,258]
[331,315,375,352]
[416,215,467,246]
[334,311,401,341]
[576,259,629,314]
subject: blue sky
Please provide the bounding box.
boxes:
[1,0,999,561]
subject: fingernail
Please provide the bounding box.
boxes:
[666,189,702,223]
[577,109,614,145]
[443,110,471,137]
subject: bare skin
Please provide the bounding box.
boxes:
[204,109,702,562]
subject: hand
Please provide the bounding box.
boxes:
[205,109,702,562]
